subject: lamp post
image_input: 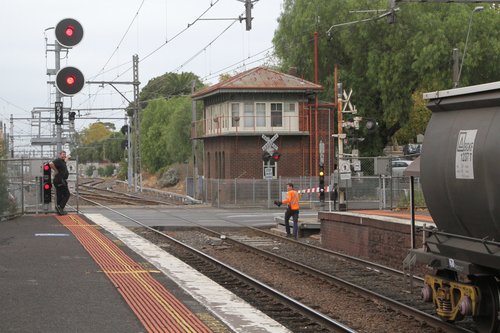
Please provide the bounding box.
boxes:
[455,6,484,88]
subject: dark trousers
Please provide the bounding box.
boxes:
[56,184,70,210]
[284,208,299,239]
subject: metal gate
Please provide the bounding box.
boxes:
[0,158,79,219]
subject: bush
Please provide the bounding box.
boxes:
[85,165,96,177]
[158,167,180,188]
[397,188,426,209]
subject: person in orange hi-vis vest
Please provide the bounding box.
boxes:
[274,183,300,239]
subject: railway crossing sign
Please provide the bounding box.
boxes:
[261,133,279,152]
[339,159,351,180]
[264,167,273,179]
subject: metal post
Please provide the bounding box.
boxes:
[21,158,24,214]
[217,178,220,208]
[252,178,255,204]
[337,82,347,211]
[410,175,416,249]
[267,178,271,209]
[9,115,14,158]
[127,116,133,188]
[191,80,198,199]
[55,43,62,153]
[132,55,141,192]
[76,156,80,213]
[452,48,460,88]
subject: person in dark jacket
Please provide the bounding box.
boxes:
[50,150,70,215]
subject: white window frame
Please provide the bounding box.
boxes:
[256,102,266,127]
[244,102,254,128]
[270,102,283,127]
[231,103,240,127]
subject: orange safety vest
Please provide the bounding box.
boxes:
[282,190,300,210]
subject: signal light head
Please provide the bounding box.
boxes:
[43,183,52,190]
[319,171,325,177]
[65,25,75,37]
[56,67,85,96]
[272,152,280,162]
[43,164,50,171]
[55,18,83,48]
[66,75,76,86]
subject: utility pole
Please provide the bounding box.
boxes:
[132,55,142,192]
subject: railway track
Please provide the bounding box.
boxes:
[75,178,190,206]
[80,199,355,333]
[138,227,472,333]
[78,192,475,332]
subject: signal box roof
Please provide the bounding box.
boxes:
[192,66,323,100]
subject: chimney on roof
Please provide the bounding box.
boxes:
[288,67,298,77]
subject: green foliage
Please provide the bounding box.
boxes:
[116,160,128,180]
[0,162,9,216]
[74,128,125,164]
[139,72,205,109]
[97,165,115,177]
[397,187,427,209]
[273,1,500,152]
[85,165,96,177]
[140,97,193,173]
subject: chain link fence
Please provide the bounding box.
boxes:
[1,156,422,217]
[201,156,424,211]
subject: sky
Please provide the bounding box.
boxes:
[0,0,283,155]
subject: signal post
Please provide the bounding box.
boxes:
[50,18,85,152]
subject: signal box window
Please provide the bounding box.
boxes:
[271,103,283,127]
[231,103,240,127]
[256,103,266,127]
[244,103,254,128]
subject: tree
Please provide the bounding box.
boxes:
[139,72,205,109]
[140,97,193,173]
[273,1,500,154]
[79,122,113,146]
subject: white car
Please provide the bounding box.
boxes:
[391,159,412,177]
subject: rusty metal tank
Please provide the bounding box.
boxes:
[422,82,500,241]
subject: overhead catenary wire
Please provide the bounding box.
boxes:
[77,0,223,112]
[92,0,147,80]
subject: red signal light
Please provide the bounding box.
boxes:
[55,18,83,48]
[66,75,76,86]
[65,25,75,37]
[43,183,51,190]
[43,164,50,171]
[56,67,84,96]
[272,152,280,162]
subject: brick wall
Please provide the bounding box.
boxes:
[319,212,424,270]
[204,136,311,179]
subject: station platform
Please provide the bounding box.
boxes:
[0,214,291,333]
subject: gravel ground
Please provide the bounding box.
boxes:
[136,228,444,333]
